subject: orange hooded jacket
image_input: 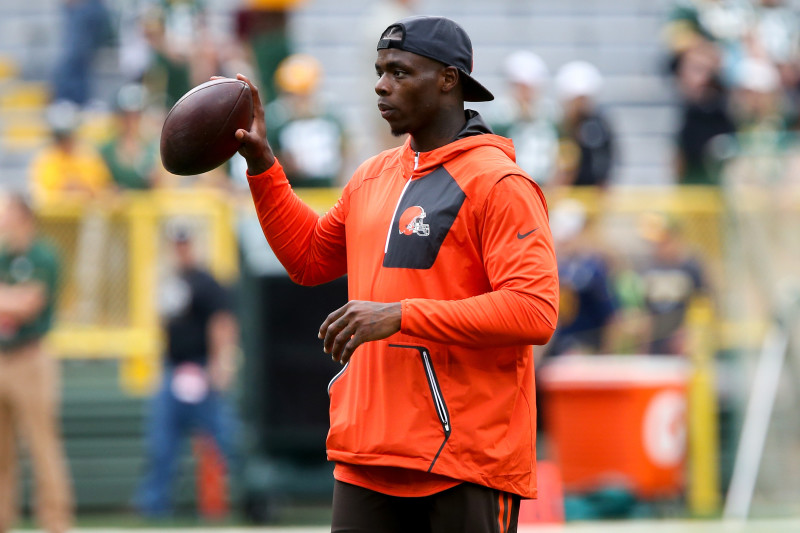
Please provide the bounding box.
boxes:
[247,111,559,498]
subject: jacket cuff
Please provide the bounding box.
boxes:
[246,158,283,181]
[400,299,411,335]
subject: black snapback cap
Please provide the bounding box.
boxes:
[377,15,494,102]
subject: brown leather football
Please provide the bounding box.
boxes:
[160,78,254,176]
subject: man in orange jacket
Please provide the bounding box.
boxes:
[236,15,559,533]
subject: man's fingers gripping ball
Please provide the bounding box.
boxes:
[231,73,274,173]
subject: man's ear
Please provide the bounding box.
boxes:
[441,66,460,94]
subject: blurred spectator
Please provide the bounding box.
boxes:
[553,61,616,188]
[673,43,736,184]
[750,0,800,128]
[30,102,114,323]
[664,0,799,183]
[488,50,559,186]
[99,84,163,191]
[136,226,239,518]
[723,57,792,186]
[234,0,305,104]
[750,0,800,83]
[546,199,618,356]
[265,54,347,187]
[662,0,752,86]
[141,1,220,109]
[731,57,788,137]
[52,0,113,106]
[664,1,800,105]
[0,193,73,533]
[638,212,708,355]
[30,101,113,205]
[608,254,651,355]
[117,0,153,83]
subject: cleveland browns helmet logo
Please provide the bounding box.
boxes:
[398,205,430,236]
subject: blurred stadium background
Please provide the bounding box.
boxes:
[2,0,800,530]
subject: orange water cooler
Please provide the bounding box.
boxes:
[539,355,690,499]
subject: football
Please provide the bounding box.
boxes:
[160,78,254,176]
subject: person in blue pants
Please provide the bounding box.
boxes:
[136,226,239,517]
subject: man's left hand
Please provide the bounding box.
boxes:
[319,301,402,365]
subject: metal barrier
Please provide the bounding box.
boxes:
[37,189,238,394]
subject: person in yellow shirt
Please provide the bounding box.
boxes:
[29,101,113,323]
[29,101,112,205]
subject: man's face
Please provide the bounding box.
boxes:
[511,81,538,106]
[374,48,447,138]
[173,239,194,269]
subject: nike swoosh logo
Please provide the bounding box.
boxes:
[517,228,539,239]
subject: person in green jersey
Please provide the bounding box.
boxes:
[0,192,73,533]
[100,84,161,191]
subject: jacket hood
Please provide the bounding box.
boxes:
[400,110,517,176]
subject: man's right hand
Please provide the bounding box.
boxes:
[232,73,276,175]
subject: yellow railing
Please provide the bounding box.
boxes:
[686,296,721,517]
[36,187,344,393]
[36,185,756,362]
[37,189,236,392]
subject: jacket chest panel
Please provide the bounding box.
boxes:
[382,167,466,270]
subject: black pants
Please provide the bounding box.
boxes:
[331,480,521,533]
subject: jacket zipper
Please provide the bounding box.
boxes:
[384,152,420,254]
[421,349,450,434]
[389,343,451,472]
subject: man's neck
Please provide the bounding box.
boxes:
[410,107,467,153]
